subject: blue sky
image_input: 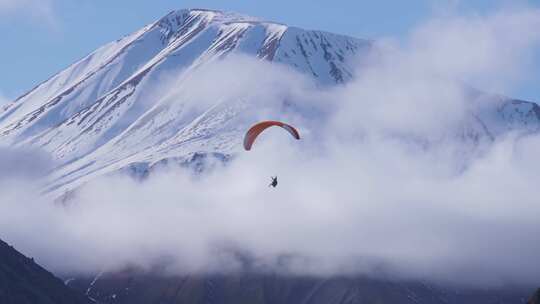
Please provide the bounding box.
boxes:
[0,0,538,102]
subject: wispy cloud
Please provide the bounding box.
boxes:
[0,0,58,27]
[0,91,9,104]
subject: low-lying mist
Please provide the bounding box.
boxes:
[1,6,540,288]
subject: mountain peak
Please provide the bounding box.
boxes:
[160,8,286,28]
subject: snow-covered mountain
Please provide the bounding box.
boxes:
[0,8,539,197]
[0,9,371,196]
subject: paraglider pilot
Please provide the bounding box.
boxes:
[269,176,278,188]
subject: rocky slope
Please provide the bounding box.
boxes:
[0,238,91,304]
[67,269,532,304]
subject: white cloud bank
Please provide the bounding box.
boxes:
[1,6,540,289]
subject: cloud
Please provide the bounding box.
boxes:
[0,91,9,104]
[335,7,540,140]
[1,6,540,289]
[2,133,540,287]
[0,0,57,27]
[406,8,540,94]
[0,146,53,181]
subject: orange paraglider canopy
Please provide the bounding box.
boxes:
[243,121,300,151]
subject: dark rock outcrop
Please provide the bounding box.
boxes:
[0,238,91,304]
[529,288,540,304]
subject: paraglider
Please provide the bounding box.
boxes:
[243,120,300,151]
[243,120,300,189]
